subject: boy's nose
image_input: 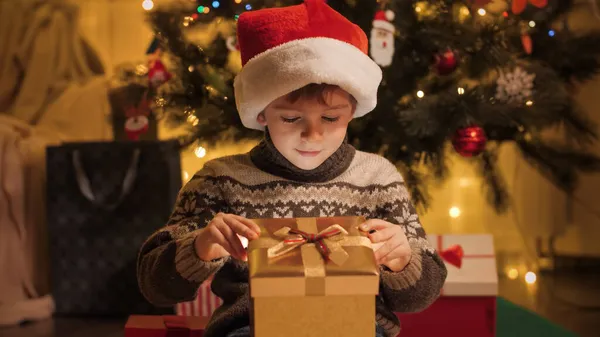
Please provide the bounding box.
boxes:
[301,122,324,142]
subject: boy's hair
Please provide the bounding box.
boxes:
[284,83,358,108]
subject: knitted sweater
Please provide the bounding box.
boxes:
[137,135,448,337]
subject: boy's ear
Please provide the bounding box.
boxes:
[257,112,267,126]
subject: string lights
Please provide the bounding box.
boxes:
[142,0,154,11]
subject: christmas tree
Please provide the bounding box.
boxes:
[117,0,600,213]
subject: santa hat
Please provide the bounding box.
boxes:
[233,0,382,130]
[372,10,395,33]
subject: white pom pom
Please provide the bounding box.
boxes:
[385,10,395,21]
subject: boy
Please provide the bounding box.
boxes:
[137,1,447,336]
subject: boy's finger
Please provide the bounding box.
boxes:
[233,216,262,235]
[359,219,391,232]
[223,227,246,260]
[226,218,259,240]
[214,219,245,259]
[368,226,395,243]
[374,239,400,262]
[209,225,235,258]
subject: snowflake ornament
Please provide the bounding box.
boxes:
[495,67,535,104]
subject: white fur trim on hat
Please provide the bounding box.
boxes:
[233,37,383,130]
[373,20,395,33]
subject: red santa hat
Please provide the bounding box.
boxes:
[233,0,382,130]
[372,10,395,33]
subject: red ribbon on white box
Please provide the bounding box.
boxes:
[175,276,223,317]
[436,236,495,296]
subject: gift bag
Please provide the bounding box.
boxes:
[46,140,182,316]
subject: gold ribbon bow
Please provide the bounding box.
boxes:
[268,224,350,266]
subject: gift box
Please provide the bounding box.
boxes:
[248,216,380,337]
[395,234,498,337]
[125,315,208,337]
[175,276,223,318]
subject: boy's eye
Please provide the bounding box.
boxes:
[322,116,340,122]
[281,117,300,123]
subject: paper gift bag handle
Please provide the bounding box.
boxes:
[72,148,141,210]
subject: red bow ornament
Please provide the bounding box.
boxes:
[440,244,464,268]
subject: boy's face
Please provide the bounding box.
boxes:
[258,88,355,170]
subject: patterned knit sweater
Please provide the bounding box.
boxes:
[137,135,447,337]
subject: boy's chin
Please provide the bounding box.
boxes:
[288,157,326,171]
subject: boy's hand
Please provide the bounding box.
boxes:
[360,219,411,272]
[195,213,261,262]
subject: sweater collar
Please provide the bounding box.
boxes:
[249,130,355,183]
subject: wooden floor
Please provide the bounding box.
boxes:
[2,270,600,337]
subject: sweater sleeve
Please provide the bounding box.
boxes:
[375,168,448,313]
[137,164,229,307]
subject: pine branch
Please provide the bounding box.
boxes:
[479,149,510,213]
[517,138,600,193]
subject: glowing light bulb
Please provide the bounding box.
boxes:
[187,115,199,126]
[525,100,533,106]
[212,1,220,8]
[142,0,154,11]
[529,21,535,27]
[449,207,461,218]
[457,87,465,95]
[203,6,210,13]
[245,4,252,10]
[416,90,424,98]
[415,6,422,13]
[195,146,207,158]
[235,0,242,3]
[197,5,204,13]
[507,268,519,280]
[460,7,470,16]
[477,8,486,16]
[525,271,537,284]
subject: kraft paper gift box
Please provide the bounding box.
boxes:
[248,216,380,337]
[396,234,499,337]
[125,315,208,337]
[175,275,223,318]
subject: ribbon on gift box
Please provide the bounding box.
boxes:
[249,217,376,296]
[164,316,190,337]
[437,236,494,268]
[124,315,206,337]
[267,224,352,266]
[436,236,496,296]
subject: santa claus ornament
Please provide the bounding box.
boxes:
[370,10,396,67]
[146,37,172,88]
[451,126,487,157]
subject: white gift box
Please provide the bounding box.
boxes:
[175,276,223,317]
[428,234,498,296]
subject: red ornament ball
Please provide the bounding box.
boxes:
[434,50,459,75]
[451,126,487,157]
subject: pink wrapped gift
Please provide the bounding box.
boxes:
[175,276,223,317]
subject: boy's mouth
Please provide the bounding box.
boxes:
[296,149,321,157]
